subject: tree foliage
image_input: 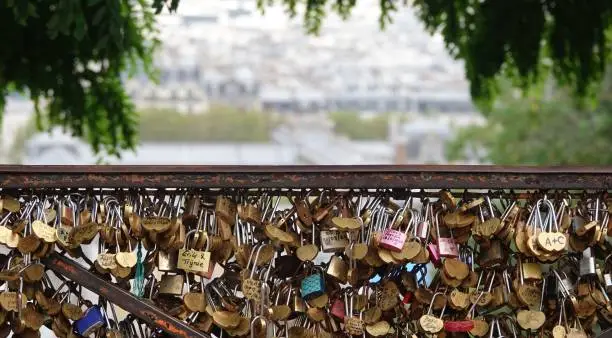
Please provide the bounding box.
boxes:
[329,112,390,140]
[0,0,159,156]
[138,107,278,143]
[447,75,612,165]
[3,0,612,155]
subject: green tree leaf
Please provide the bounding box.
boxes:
[447,73,612,165]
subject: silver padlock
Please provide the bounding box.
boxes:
[559,271,575,293]
[320,230,348,253]
[580,248,596,276]
[604,273,612,294]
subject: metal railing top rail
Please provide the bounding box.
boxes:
[1,165,612,189]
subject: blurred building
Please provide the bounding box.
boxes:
[125,0,474,114]
[4,0,486,165]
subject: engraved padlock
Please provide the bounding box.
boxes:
[344,291,364,336]
[379,207,411,252]
[242,245,265,301]
[300,266,326,300]
[320,230,348,253]
[158,272,184,296]
[580,248,596,276]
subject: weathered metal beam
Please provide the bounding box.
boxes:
[2,165,612,189]
[42,253,209,338]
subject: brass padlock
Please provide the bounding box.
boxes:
[158,273,184,296]
[479,239,505,268]
[326,255,348,283]
[215,195,237,225]
[157,250,178,272]
[522,261,542,281]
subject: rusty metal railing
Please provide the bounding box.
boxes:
[2,165,612,189]
[4,164,612,338]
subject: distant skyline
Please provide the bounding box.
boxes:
[162,0,433,33]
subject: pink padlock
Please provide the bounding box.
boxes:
[330,298,345,320]
[438,237,459,257]
[434,210,459,258]
[379,229,407,252]
[379,208,413,252]
[427,242,441,266]
[416,204,432,240]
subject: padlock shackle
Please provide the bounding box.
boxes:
[427,291,444,315]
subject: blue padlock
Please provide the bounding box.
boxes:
[74,305,105,336]
[300,267,325,300]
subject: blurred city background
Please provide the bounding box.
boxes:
[0,0,486,166]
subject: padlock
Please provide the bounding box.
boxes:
[158,273,184,296]
[326,254,348,283]
[104,302,124,338]
[418,292,446,334]
[479,239,505,268]
[182,195,201,228]
[330,297,345,320]
[343,291,364,336]
[522,261,542,281]
[177,229,211,275]
[320,230,348,253]
[379,226,407,252]
[435,210,458,258]
[416,204,431,240]
[427,242,441,267]
[242,245,266,301]
[379,206,412,252]
[301,266,325,300]
[215,195,237,225]
[158,250,178,272]
[580,248,596,276]
[275,254,303,278]
[74,305,105,336]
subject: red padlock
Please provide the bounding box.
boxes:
[330,298,345,320]
[444,320,474,332]
[402,292,413,304]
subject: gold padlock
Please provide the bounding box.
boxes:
[326,255,348,283]
[522,262,542,281]
[158,250,178,272]
[158,274,184,296]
